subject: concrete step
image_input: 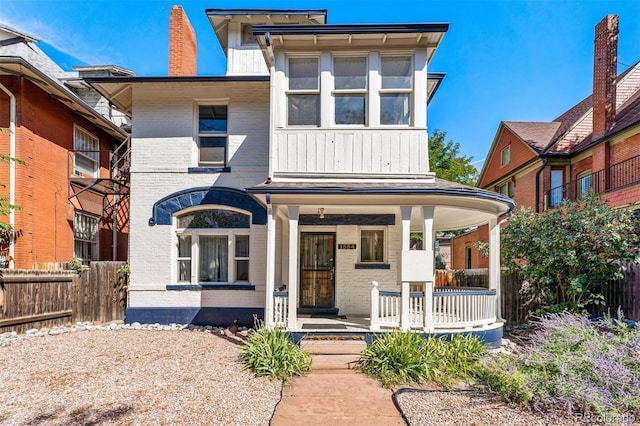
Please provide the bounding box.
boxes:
[311,354,361,370]
[301,339,367,355]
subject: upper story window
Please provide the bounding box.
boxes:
[333,56,367,125]
[198,105,228,166]
[549,169,564,208]
[501,145,511,167]
[74,126,99,177]
[287,58,319,126]
[577,170,592,200]
[497,180,515,198]
[380,56,412,125]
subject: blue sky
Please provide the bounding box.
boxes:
[2,0,639,168]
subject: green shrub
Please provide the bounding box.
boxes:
[480,313,640,419]
[478,356,533,403]
[240,321,310,382]
[357,330,486,388]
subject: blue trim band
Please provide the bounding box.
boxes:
[300,214,395,226]
[166,284,256,291]
[355,263,391,270]
[149,186,267,226]
[187,167,231,173]
[125,307,264,328]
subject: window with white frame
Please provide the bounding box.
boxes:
[198,105,228,166]
[360,228,385,263]
[287,57,320,126]
[175,209,250,283]
[497,180,515,198]
[380,56,412,125]
[74,126,99,177]
[501,145,511,167]
[333,56,367,125]
[74,212,98,261]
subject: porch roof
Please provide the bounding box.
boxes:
[247,178,515,230]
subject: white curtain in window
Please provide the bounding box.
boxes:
[199,236,228,282]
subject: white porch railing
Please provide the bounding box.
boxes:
[371,282,497,331]
[273,291,289,328]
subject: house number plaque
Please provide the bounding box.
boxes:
[338,244,357,250]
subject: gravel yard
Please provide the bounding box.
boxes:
[0,328,281,425]
[395,389,586,426]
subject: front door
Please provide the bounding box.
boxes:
[300,232,335,308]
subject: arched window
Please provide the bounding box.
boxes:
[175,209,250,284]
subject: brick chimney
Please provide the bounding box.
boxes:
[169,5,197,76]
[592,14,619,137]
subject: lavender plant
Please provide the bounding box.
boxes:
[482,313,640,420]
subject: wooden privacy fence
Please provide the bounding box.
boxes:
[438,266,640,325]
[0,261,127,334]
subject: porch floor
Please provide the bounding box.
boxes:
[296,315,370,332]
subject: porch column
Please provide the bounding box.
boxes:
[400,206,412,331]
[265,204,278,328]
[422,206,435,332]
[488,217,502,320]
[287,206,300,330]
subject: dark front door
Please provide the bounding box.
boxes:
[300,232,335,308]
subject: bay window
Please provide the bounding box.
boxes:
[176,209,250,283]
[287,58,320,126]
[333,56,367,125]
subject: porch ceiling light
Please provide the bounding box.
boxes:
[318,208,325,219]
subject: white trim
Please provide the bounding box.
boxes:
[358,226,388,264]
[195,103,229,167]
[73,124,100,178]
[173,206,252,284]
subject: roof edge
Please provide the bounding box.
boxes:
[252,23,450,35]
[84,75,270,84]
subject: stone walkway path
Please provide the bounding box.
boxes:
[271,369,406,425]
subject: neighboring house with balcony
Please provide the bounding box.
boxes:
[0,24,131,268]
[89,6,513,346]
[453,15,640,269]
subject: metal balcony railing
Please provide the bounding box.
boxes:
[545,154,640,209]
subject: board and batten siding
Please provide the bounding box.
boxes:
[273,129,428,175]
[226,21,269,75]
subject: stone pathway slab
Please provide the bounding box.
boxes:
[271,371,405,425]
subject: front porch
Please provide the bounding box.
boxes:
[248,179,513,347]
[274,285,500,333]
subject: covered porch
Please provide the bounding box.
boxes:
[248,179,514,342]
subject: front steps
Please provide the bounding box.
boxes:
[300,338,367,370]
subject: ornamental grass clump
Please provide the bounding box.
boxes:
[240,320,311,382]
[357,330,486,388]
[481,312,640,419]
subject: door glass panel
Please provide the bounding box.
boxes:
[300,233,335,308]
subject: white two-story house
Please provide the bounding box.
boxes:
[89,6,514,346]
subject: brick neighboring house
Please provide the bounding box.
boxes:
[0,24,131,268]
[452,15,640,270]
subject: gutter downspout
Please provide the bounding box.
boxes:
[534,157,548,213]
[265,32,276,182]
[0,83,16,268]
